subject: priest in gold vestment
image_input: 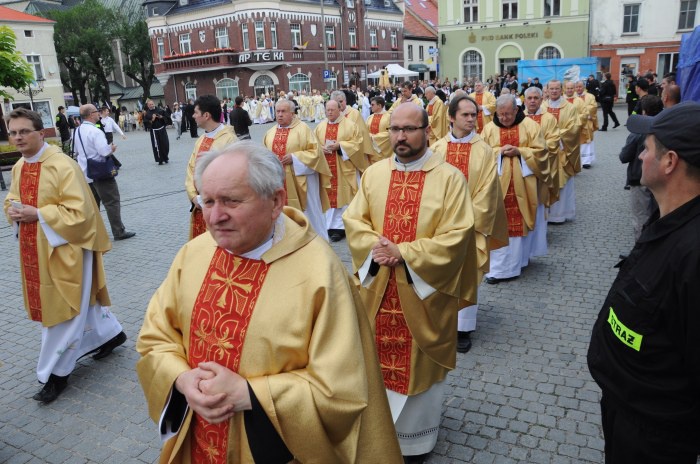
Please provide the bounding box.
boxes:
[542,80,582,224]
[469,81,497,133]
[331,90,375,165]
[185,95,238,239]
[481,95,547,283]
[425,86,449,146]
[523,86,561,262]
[137,142,402,464]
[389,81,425,113]
[432,94,508,353]
[263,99,331,241]
[575,80,598,168]
[4,108,125,403]
[366,95,393,162]
[344,104,479,462]
[314,99,368,242]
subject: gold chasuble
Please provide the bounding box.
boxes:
[577,91,598,143]
[185,126,238,239]
[432,135,508,276]
[526,111,562,206]
[366,112,392,162]
[262,117,331,212]
[470,91,496,133]
[4,146,111,327]
[314,117,367,209]
[343,154,479,395]
[541,99,582,185]
[481,117,547,238]
[136,209,401,464]
[343,106,375,164]
[189,251,269,463]
[426,98,449,147]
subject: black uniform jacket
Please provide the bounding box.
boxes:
[588,195,700,446]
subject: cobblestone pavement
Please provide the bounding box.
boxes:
[0,109,643,463]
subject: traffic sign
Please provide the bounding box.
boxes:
[323,69,332,79]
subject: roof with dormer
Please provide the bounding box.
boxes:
[0,4,55,22]
[404,0,437,39]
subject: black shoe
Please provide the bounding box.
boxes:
[33,374,69,403]
[583,164,591,169]
[158,161,164,165]
[598,128,607,131]
[613,123,620,128]
[403,454,429,464]
[114,231,136,241]
[164,160,169,164]
[485,276,515,284]
[619,254,629,260]
[93,331,127,360]
[457,331,473,353]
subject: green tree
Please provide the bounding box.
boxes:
[117,18,155,102]
[47,0,117,104]
[0,26,35,100]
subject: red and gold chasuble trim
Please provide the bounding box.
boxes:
[546,107,561,122]
[270,128,291,203]
[446,142,473,180]
[369,114,382,135]
[566,97,575,104]
[527,114,542,125]
[19,162,42,321]
[427,103,434,117]
[188,249,270,464]
[191,137,216,239]
[499,126,525,237]
[376,170,426,395]
[324,123,340,208]
[475,93,484,131]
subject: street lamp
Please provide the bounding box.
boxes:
[17,77,46,111]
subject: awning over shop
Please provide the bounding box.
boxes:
[408,64,430,73]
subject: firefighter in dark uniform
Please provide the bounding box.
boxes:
[624,73,639,116]
[588,102,700,464]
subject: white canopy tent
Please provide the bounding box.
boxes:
[367,63,419,78]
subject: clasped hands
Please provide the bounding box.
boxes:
[175,361,252,424]
[501,144,521,157]
[323,141,340,154]
[371,236,403,267]
[7,204,38,224]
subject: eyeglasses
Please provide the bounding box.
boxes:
[388,125,427,134]
[8,129,39,137]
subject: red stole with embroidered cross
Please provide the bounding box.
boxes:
[19,162,42,321]
[427,103,434,117]
[191,137,215,239]
[475,93,484,131]
[369,114,382,135]
[375,169,426,395]
[446,142,472,180]
[527,114,542,125]
[546,107,561,122]
[188,249,269,464]
[324,123,340,208]
[499,126,525,237]
[270,127,291,202]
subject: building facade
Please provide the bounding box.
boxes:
[404,0,438,80]
[145,0,404,104]
[1,5,64,139]
[437,0,589,83]
[590,0,696,98]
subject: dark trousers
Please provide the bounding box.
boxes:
[90,178,126,238]
[600,395,699,464]
[601,100,619,129]
[105,132,114,145]
[149,127,169,163]
[627,100,637,116]
[188,117,198,138]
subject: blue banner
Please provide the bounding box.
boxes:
[517,57,598,84]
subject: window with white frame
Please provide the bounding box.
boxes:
[544,0,560,16]
[349,27,357,48]
[255,21,265,49]
[537,46,561,59]
[185,82,197,100]
[463,0,478,22]
[623,4,640,33]
[502,0,518,20]
[370,29,378,47]
[270,21,278,48]
[26,55,43,80]
[215,27,229,48]
[289,73,311,93]
[346,0,354,7]
[390,30,397,48]
[462,50,483,81]
[408,44,413,61]
[325,25,336,48]
[216,78,239,100]
[241,24,250,50]
[657,52,679,76]
[679,0,697,30]
[419,45,424,60]
[157,37,165,60]
[290,23,302,48]
[179,33,191,54]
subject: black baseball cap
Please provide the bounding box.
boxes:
[627,101,700,168]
